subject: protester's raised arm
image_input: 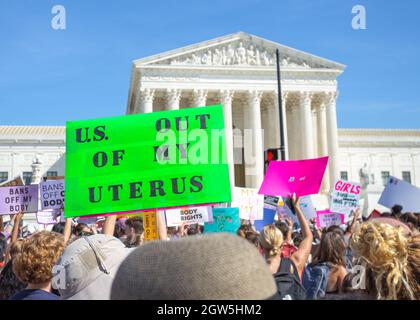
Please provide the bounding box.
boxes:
[4,214,16,235]
[179,222,188,237]
[285,217,293,243]
[103,215,117,236]
[11,211,23,243]
[156,210,168,240]
[0,216,3,233]
[63,217,72,244]
[290,193,313,275]
[346,208,361,237]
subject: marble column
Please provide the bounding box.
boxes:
[247,90,264,188]
[243,98,253,188]
[326,91,340,190]
[264,93,278,149]
[136,88,155,114]
[192,89,208,107]
[312,107,318,157]
[220,90,235,189]
[166,89,181,110]
[317,103,330,193]
[299,91,315,159]
[286,102,299,160]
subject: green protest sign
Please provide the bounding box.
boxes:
[65,105,231,218]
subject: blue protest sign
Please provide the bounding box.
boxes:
[379,176,420,212]
[204,207,240,234]
[254,207,277,232]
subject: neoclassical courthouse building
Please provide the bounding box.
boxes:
[1,33,420,215]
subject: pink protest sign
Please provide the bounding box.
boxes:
[258,157,328,197]
[316,210,345,228]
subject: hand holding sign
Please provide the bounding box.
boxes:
[292,192,300,208]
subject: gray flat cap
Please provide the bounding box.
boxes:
[111,233,277,300]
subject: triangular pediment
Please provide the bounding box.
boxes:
[134,32,345,70]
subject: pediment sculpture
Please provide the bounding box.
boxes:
[159,41,314,68]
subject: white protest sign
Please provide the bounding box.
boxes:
[40,179,65,210]
[378,176,420,212]
[299,195,317,219]
[231,187,264,220]
[277,197,299,225]
[316,211,345,228]
[165,206,211,227]
[330,180,361,217]
[36,209,60,225]
[0,185,39,214]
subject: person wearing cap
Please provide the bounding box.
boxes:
[111,233,279,300]
[53,234,133,299]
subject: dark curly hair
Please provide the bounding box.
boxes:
[0,233,7,264]
[0,260,26,300]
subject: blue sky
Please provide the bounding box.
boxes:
[0,0,419,128]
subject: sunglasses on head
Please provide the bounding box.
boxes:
[78,231,94,237]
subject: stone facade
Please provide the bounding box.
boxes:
[126,32,345,194]
[0,126,65,185]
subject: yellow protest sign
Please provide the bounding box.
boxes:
[143,211,158,241]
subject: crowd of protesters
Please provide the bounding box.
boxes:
[0,194,419,300]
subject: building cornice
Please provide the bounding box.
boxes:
[2,127,420,148]
[136,64,343,76]
[338,128,420,137]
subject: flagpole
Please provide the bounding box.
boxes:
[275,48,286,161]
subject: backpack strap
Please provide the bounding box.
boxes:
[276,258,306,300]
[279,258,302,283]
[278,258,292,274]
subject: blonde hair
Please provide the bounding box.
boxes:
[259,225,283,260]
[350,222,419,300]
[13,231,65,284]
